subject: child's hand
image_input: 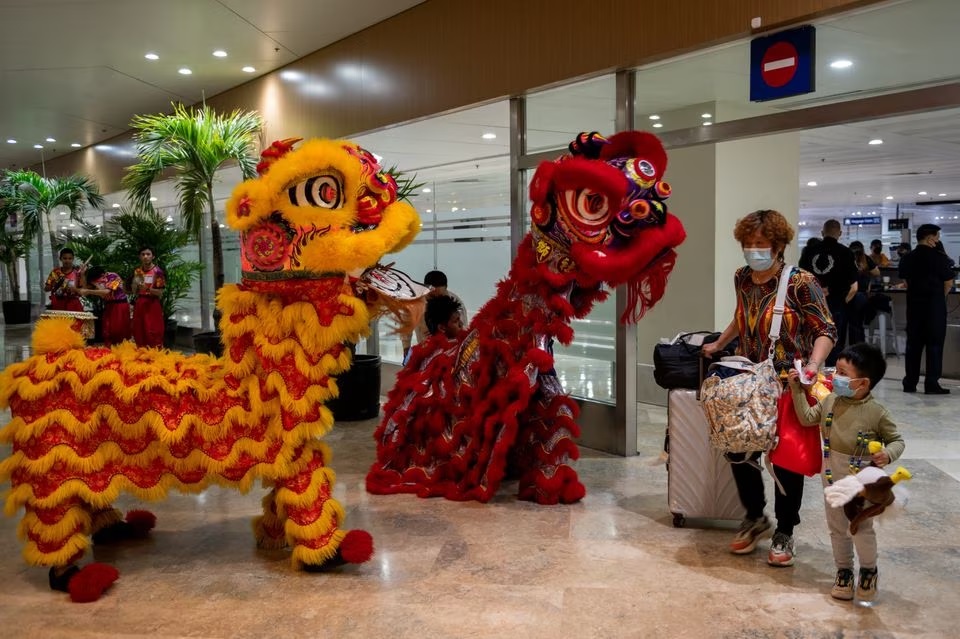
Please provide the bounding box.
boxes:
[871,449,891,468]
[787,369,802,388]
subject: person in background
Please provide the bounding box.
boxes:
[402,295,465,366]
[132,246,166,348]
[400,270,467,360]
[869,239,891,268]
[702,209,836,568]
[899,224,955,394]
[846,241,881,345]
[798,220,858,365]
[895,242,911,262]
[44,247,84,312]
[79,266,131,346]
[799,237,822,267]
[934,240,956,268]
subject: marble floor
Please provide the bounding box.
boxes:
[0,326,958,638]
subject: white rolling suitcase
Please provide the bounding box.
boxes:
[666,389,745,527]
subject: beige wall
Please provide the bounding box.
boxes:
[39,0,882,191]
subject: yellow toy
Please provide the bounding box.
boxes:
[0,137,421,601]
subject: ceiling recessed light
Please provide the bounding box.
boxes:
[830,59,853,69]
[425,209,432,213]
[939,193,947,197]
[868,139,883,145]
[178,68,192,75]
[280,70,303,81]
[648,114,660,120]
[33,144,43,149]
[45,137,56,142]
[421,187,432,193]
[652,123,663,128]
[807,181,818,187]
[481,132,497,140]
[885,195,894,200]
[149,197,158,202]
[451,207,459,212]
[242,66,256,73]
[918,191,928,195]
[111,203,121,208]
[6,139,15,144]
[701,113,712,119]
[703,121,713,126]
[70,143,81,148]
[144,53,159,61]
[212,50,228,58]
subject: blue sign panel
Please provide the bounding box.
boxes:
[750,25,816,102]
[843,216,882,226]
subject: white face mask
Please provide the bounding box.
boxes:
[743,248,774,272]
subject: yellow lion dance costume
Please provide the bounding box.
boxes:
[0,138,420,602]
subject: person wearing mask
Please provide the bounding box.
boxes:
[702,209,836,568]
[899,224,955,394]
[895,243,911,262]
[798,220,858,365]
[44,247,84,312]
[847,241,880,345]
[869,239,891,268]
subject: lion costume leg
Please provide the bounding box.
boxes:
[514,393,586,505]
[273,442,373,569]
[253,489,288,550]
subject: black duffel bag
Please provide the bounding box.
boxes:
[653,331,736,390]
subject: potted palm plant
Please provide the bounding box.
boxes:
[123,103,263,346]
[0,169,105,305]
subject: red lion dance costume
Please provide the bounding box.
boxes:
[0,138,422,601]
[367,131,687,504]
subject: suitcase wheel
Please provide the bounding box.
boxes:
[672,513,686,528]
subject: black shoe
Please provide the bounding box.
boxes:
[925,386,951,395]
[903,385,917,393]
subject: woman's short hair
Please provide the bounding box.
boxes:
[733,209,794,255]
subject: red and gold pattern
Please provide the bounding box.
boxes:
[367,131,686,504]
[0,136,421,596]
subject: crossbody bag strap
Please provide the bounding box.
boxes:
[767,265,795,360]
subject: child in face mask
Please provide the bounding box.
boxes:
[788,342,905,604]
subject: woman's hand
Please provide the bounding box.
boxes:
[701,341,722,358]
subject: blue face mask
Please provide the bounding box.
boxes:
[743,248,774,272]
[833,375,860,398]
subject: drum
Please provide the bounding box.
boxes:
[39,310,97,340]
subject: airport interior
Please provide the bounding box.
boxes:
[1,1,959,637]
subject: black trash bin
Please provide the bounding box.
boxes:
[329,354,382,421]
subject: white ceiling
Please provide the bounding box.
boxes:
[0,0,423,170]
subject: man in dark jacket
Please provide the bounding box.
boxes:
[799,219,858,365]
[899,224,956,394]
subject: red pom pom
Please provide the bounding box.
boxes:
[339,529,374,564]
[68,563,119,603]
[125,510,157,537]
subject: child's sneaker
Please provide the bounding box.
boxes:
[730,516,771,554]
[767,531,795,566]
[831,568,855,600]
[857,567,878,602]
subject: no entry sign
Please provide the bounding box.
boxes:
[750,25,816,102]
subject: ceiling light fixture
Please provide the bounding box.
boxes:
[652,123,663,128]
[149,197,158,202]
[885,195,894,200]
[5,139,15,144]
[112,203,121,208]
[648,114,660,120]
[701,113,712,119]
[425,209,432,213]
[806,181,818,187]
[868,139,883,145]
[421,187,432,193]
[830,59,853,69]
[212,50,228,58]
[70,143,81,148]
[45,137,56,142]
[939,193,947,197]
[242,66,256,73]
[33,144,43,149]
[481,132,497,140]
[144,53,159,60]
[178,68,192,75]
[451,207,459,212]
[918,191,927,195]
[703,121,713,126]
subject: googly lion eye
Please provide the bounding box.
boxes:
[288,175,343,209]
[633,159,656,178]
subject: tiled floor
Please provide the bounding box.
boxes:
[1,325,958,638]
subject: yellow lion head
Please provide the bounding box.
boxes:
[225,138,420,285]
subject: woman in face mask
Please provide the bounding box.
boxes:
[701,209,837,569]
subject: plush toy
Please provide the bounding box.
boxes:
[367,131,687,504]
[0,137,422,601]
[824,443,912,535]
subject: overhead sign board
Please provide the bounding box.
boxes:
[750,25,816,102]
[888,218,909,231]
[844,216,882,226]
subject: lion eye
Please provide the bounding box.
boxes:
[288,175,343,209]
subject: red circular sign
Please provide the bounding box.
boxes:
[761,41,798,88]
